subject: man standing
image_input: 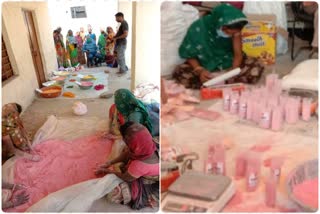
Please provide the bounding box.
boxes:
[113,12,129,75]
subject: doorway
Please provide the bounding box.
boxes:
[23,10,46,88]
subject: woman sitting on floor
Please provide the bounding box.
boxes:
[174,3,264,89]
[2,103,40,163]
[108,89,159,138]
[95,122,159,209]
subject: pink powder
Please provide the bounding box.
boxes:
[227,190,243,206]
[7,135,113,212]
[190,109,220,121]
[292,178,318,209]
[80,81,93,86]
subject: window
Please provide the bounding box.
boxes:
[70,6,87,18]
[2,37,15,82]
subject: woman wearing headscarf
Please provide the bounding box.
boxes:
[108,89,157,138]
[75,31,86,65]
[53,27,68,68]
[98,28,107,59]
[174,3,264,89]
[95,122,159,209]
[2,103,40,163]
[106,26,117,67]
[66,30,79,67]
[82,35,101,67]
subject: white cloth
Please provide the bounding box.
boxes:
[281,59,318,91]
[27,174,122,212]
[133,83,160,104]
[161,2,199,76]
[243,2,288,55]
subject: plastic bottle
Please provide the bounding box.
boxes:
[271,107,283,131]
[259,106,272,129]
[230,93,239,114]
[302,98,312,121]
[235,151,247,178]
[212,144,226,176]
[270,157,284,183]
[245,152,261,192]
[223,89,231,111]
[239,96,247,119]
[265,175,277,207]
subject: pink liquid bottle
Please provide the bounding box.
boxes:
[239,97,247,119]
[245,152,261,192]
[204,155,214,174]
[230,93,240,114]
[212,144,226,176]
[235,151,247,178]
[253,102,263,124]
[265,175,277,207]
[223,88,231,111]
[270,157,284,183]
[259,106,272,129]
[271,106,283,131]
[246,97,254,121]
[302,98,312,121]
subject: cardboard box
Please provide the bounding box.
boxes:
[242,14,277,65]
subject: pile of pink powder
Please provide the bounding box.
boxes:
[6,135,113,212]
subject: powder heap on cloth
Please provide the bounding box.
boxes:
[6,135,113,212]
[292,178,318,209]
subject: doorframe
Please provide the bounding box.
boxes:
[22,9,47,88]
[130,1,137,91]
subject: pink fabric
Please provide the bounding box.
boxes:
[292,178,318,209]
[127,128,156,160]
[8,135,113,212]
[127,160,159,178]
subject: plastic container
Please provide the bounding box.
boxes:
[271,106,283,131]
[239,97,247,119]
[39,86,62,98]
[265,175,277,207]
[212,144,226,176]
[245,152,261,192]
[222,88,231,111]
[246,98,254,120]
[235,151,247,178]
[259,107,272,129]
[78,81,94,90]
[230,93,239,114]
[302,98,312,121]
[270,157,284,183]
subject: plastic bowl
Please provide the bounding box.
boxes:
[286,159,318,212]
[78,81,93,90]
[39,86,62,98]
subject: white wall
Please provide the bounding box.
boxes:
[2,2,56,110]
[132,1,160,88]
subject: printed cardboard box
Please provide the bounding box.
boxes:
[242,14,277,65]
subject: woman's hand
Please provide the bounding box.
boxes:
[199,69,212,83]
[13,184,27,192]
[12,191,29,207]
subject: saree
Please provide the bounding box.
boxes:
[98,34,107,57]
[106,31,116,66]
[66,36,78,67]
[114,89,153,135]
[108,123,159,209]
[54,34,68,68]
[2,103,30,152]
[75,35,86,65]
[179,3,247,71]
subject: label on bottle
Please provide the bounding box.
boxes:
[206,163,213,173]
[272,168,281,178]
[224,96,231,109]
[261,112,270,122]
[248,173,258,187]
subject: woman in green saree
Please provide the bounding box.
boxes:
[174,4,264,89]
[98,29,107,59]
[66,30,79,67]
